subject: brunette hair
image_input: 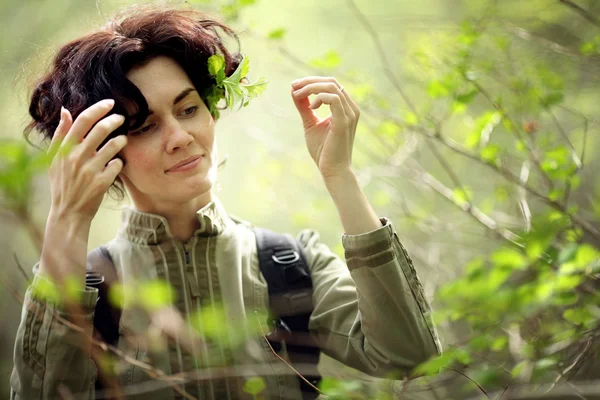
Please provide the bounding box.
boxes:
[25,5,241,198]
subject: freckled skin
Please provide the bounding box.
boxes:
[119,56,218,215]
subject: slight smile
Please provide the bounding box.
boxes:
[166,155,203,173]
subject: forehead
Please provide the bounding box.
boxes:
[126,56,194,103]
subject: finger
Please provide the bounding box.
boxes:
[338,87,361,122]
[292,82,354,118]
[79,114,126,157]
[89,135,128,171]
[291,85,319,130]
[291,76,341,90]
[309,93,347,122]
[48,107,73,156]
[63,99,115,146]
[100,158,124,185]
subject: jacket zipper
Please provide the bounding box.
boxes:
[182,242,191,264]
[181,239,210,399]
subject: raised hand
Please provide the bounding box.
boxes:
[290,76,360,179]
[48,99,127,222]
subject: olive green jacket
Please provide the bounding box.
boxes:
[11,198,441,399]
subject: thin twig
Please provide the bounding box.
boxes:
[13,252,30,281]
[257,319,323,395]
[408,167,522,246]
[465,76,554,190]
[426,140,472,202]
[518,161,532,232]
[346,0,418,115]
[448,368,490,399]
[558,0,600,29]
[548,109,582,169]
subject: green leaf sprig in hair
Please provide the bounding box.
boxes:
[205,53,268,119]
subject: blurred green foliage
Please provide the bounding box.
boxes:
[2,0,600,398]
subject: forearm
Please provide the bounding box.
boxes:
[323,170,382,235]
[39,210,92,284]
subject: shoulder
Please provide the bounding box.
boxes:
[229,213,324,250]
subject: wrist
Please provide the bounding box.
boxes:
[48,208,93,234]
[323,169,358,196]
[40,210,91,280]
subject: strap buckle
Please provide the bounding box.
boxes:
[272,249,300,265]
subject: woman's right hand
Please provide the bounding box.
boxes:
[48,99,127,223]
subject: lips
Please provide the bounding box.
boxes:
[166,155,203,172]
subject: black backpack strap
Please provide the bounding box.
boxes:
[253,227,321,399]
[86,246,122,396]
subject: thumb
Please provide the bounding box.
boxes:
[291,87,318,130]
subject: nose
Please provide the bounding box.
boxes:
[165,119,193,153]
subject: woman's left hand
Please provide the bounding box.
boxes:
[291,76,360,179]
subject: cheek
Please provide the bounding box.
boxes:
[122,144,160,176]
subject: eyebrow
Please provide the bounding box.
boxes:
[143,87,197,117]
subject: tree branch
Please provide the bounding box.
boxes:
[558,0,600,29]
[346,0,418,115]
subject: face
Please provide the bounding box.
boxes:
[119,56,217,211]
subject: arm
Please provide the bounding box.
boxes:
[299,217,441,377]
[290,76,440,376]
[11,101,126,399]
[10,264,99,400]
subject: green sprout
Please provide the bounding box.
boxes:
[204,53,268,119]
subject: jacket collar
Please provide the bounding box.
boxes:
[118,197,229,245]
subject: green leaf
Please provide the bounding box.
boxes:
[208,54,225,81]
[575,244,599,267]
[558,243,578,264]
[541,92,564,108]
[243,376,266,396]
[243,77,268,100]
[452,187,472,204]
[491,336,508,351]
[227,54,250,84]
[376,120,401,139]
[511,361,528,378]
[480,144,501,163]
[108,282,126,309]
[563,307,594,326]
[190,305,228,340]
[139,280,176,310]
[404,111,419,126]
[309,51,341,69]
[30,277,62,304]
[491,248,526,269]
[414,353,456,375]
[267,28,286,40]
[427,79,450,99]
[454,88,478,104]
[580,41,596,55]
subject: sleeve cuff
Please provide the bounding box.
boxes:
[342,218,395,270]
[30,273,99,312]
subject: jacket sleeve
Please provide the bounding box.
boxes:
[299,217,441,377]
[10,264,98,400]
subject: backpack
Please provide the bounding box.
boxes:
[86,227,321,399]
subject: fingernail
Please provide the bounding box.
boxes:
[293,89,301,96]
[105,99,115,107]
[291,79,300,87]
[59,106,65,122]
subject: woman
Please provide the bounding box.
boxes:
[11,5,440,400]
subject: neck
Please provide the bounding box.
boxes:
[131,191,213,242]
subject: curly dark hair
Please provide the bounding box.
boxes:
[25,5,241,198]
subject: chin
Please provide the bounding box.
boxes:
[173,178,213,202]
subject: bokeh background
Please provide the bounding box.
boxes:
[2,0,600,398]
